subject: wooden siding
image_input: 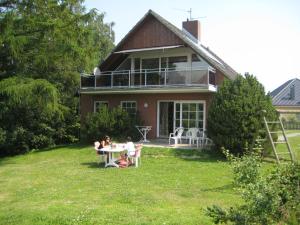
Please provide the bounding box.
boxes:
[119,15,184,50]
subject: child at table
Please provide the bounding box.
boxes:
[95,135,111,163]
[117,136,135,167]
[125,136,135,158]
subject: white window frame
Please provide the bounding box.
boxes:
[156,100,206,137]
[120,101,137,115]
[94,101,108,113]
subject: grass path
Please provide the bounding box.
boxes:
[0,146,240,225]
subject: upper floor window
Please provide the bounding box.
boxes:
[116,58,131,71]
[94,101,108,112]
[168,56,188,70]
[141,58,159,70]
[121,101,137,116]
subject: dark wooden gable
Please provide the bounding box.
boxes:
[118,14,184,50]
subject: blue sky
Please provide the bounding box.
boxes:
[85,0,300,92]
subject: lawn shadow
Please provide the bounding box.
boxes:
[81,161,106,169]
[170,149,226,163]
[201,183,235,194]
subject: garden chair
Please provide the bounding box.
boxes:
[169,127,184,145]
[186,128,202,148]
[94,141,107,166]
[128,144,143,168]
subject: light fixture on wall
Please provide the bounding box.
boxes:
[144,102,148,108]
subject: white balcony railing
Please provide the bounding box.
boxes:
[80,67,216,89]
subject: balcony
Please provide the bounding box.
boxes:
[80,67,217,93]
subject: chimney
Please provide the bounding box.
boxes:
[182,20,201,42]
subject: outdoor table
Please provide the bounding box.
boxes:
[135,126,152,142]
[103,144,126,168]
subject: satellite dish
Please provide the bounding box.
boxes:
[93,67,101,76]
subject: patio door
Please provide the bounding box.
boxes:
[174,102,205,131]
[158,102,174,137]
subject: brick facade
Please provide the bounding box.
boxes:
[80,92,215,139]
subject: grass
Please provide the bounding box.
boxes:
[0,145,240,225]
[274,130,300,161]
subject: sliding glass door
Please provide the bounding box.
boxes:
[158,101,205,137]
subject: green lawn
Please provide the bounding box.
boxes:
[0,146,240,225]
[275,130,300,161]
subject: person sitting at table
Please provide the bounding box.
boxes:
[116,136,135,167]
[125,136,135,157]
[95,135,111,163]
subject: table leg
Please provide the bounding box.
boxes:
[105,152,119,168]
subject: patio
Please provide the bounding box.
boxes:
[141,138,213,150]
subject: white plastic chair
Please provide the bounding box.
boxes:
[169,127,184,145]
[129,144,143,168]
[186,128,202,148]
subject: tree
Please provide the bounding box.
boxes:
[0,77,61,155]
[0,0,115,154]
[207,74,277,155]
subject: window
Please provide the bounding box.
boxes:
[175,102,204,130]
[121,101,137,116]
[141,58,159,70]
[94,101,108,112]
[168,56,188,70]
[116,58,131,71]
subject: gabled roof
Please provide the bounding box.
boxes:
[271,78,300,106]
[100,10,238,80]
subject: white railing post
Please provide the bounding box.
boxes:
[145,70,147,86]
[128,70,131,87]
[164,68,167,86]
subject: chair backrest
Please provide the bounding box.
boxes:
[186,128,200,138]
[175,127,185,138]
[134,144,143,157]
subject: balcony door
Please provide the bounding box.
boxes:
[158,102,174,137]
[158,101,205,137]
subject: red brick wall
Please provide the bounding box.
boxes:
[80,92,215,139]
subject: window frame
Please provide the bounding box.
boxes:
[94,101,109,113]
[120,101,137,116]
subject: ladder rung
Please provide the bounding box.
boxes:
[256,139,266,141]
[267,121,280,124]
[277,152,291,155]
[269,131,282,134]
[274,141,287,144]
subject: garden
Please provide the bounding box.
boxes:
[0,135,299,225]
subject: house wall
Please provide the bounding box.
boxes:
[80,92,215,139]
[119,15,184,50]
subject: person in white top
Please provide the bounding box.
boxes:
[126,136,136,157]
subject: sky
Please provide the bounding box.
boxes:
[84,0,300,92]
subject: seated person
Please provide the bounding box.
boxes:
[125,136,135,157]
[95,135,111,163]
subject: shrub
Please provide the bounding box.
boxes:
[82,106,142,142]
[206,152,300,224]
[0,77,67,156]
[207,74,277,155]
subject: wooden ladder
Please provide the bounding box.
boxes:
[263,116,295,163]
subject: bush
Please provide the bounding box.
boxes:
[206,152,300,224]
[82,106,142,142]
[207,74,277,155]
[0,77,72,156]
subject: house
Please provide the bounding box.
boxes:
[270,78,300,120]
[80,10,238,139]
